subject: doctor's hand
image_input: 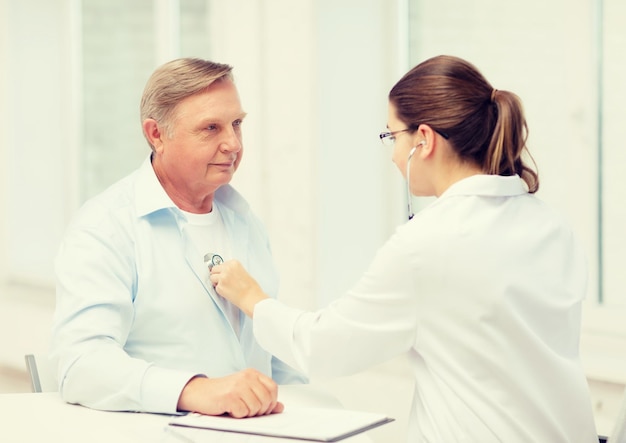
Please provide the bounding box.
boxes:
[209,259,269,318]
[177,369,284,418]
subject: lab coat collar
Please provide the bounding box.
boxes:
[439,174,528,199]
[133,154,250,218]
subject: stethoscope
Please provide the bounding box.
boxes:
[204,252,224,270]
[406,140,425,221]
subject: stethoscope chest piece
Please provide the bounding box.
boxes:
[204,252,224,270]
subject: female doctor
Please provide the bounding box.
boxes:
[209,55,598,442]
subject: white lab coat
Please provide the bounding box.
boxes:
[253,174,598,442]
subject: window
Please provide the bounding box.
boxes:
[600,0,626,308]
[80,0,212,201]
[1,0,213,283]
[80,0,155,200]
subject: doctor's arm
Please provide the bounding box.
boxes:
[211,232,419,379]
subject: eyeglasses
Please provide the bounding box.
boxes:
[379,126,450,146]
[379,128,411,146]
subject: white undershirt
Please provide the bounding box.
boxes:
[181,203,240,338]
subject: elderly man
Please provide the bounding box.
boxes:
[50,58,304,418]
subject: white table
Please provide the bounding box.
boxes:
[0,385,376,442]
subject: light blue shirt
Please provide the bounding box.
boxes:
[50,155,305,413]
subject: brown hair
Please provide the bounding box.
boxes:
[140,58,233,149]
[389,55,539,193]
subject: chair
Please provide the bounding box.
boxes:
[604,387,626,443]
[24,354,58,392]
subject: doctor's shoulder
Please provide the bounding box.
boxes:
[519,192,582,235]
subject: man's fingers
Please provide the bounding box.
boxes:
[246,374,278,416]
[178,370,283,418]
[228,398,250,418]
[225,372,279,417]
[270,401,285,414]
[256,374,280,414]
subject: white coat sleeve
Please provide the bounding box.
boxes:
[254,229,419,379]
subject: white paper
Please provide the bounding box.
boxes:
[168,407,393,442]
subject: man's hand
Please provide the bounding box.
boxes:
[209,260,269,317]
[177,368,284,418]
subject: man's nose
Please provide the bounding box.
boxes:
[219,128,242,152]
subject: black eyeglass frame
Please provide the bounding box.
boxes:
[379,125,450,145]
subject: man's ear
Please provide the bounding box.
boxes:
[143,118,163,152]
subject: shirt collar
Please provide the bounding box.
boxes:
[439,174,528,199]
[134,155,250,218]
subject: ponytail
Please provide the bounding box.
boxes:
[486,89,539,193]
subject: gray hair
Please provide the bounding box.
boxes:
[140,58,233,148]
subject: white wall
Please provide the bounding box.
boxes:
[0,0,8,283]
[207,0,319,310]
[1,0,76,286]
[189,0,407,310]
[314,0,406,307]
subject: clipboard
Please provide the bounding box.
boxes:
[168,407,394,442]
